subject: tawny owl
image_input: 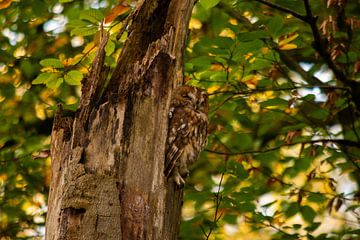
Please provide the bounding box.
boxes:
[165,85,209,186]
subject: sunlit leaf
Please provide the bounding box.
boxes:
[105,40,115,56]
[32,72,58,84]
[71,27,98,37]
[79,9,104,24]
[46,77,63,89]
[64,70,83,85]
[39,58,64,68]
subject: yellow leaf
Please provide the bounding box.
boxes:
[279,43,297,50]
[83,42,96,54]
[242,74,261,89]
[210,63,223,71]
[219,28,235,39]
[189,18,202,29]
[207,85,220,94]
[278,33,299,46]
[229,18,238,25]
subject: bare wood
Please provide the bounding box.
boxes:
[45,0,196,239]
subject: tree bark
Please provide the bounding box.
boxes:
[45,0,196,239]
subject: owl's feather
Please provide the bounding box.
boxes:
[165,85,209,186]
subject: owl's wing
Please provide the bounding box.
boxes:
[164,108,191,178]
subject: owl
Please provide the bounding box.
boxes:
[165,85,209,186]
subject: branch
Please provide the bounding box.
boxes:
[208,85,350,96]
[277,50,324,86]
[303,0,351,86]
[217,2,328,88]
[205,139,360,156]
[253,0,308,22]
[217,2,255,30]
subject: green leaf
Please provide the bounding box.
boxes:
[67,20,90,28]
[268,15,284,37]
[199,0,220,9]
[307,193,327,203]
[79,9,104,23]
[308,108,329,120]
[46,77,63,89]
[237,31,268,42]
[234,39,264,55]
[59,0,74,2]
[305,222,321,232]
[301,205,316,223]
[105,40,115,56]
[71,26,98,36]
[32,73,58,85]
[285,202,299,218]
[188,56,212,69]
[0,83,15,98]
[40,58,64,68]
[260,98,288,108]
[64,70,83,85]
[227,160,249,180]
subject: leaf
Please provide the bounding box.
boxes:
[301,205,316,223]
[285,202,299,218]
[199,0,220,9]
[0,83,15,98]
[104,4,130,24]
[71,26,98,37]
[80,9,104,24]
[278,33,299,46]
[308,107,329,120]
[32,73,58,85]
[67,20,90,28]
[64,70,83,85]
[260,98,288,108]
[46,77,63,89]
[105,40,115,56]
[307,193,327,203]
[279,43,297,50]
[268,15,283,37]
[40,58,64,68]
[237,30,268,42]
[59,0,74,2]
[227,160,249,180]
[188,56,212,69]
[305,222,321,232]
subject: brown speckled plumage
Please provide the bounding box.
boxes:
[165,85,209,186]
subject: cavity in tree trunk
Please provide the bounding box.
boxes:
[45,0,197,239]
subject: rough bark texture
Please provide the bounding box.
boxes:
[45,0,196,239]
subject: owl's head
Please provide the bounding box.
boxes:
[176,85,208,114]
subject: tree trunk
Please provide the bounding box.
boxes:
[45,0,196,239]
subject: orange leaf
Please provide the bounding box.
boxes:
[0,0,12,9]
[104,4,130,24]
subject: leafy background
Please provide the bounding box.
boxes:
[0,0,359,239]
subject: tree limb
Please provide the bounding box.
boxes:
[253,0,308,22]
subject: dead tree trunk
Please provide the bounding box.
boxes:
[45,0,196,239]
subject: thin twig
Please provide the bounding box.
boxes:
[205,139,360,156]
[253,0,308,22]
[208,85,350,96]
